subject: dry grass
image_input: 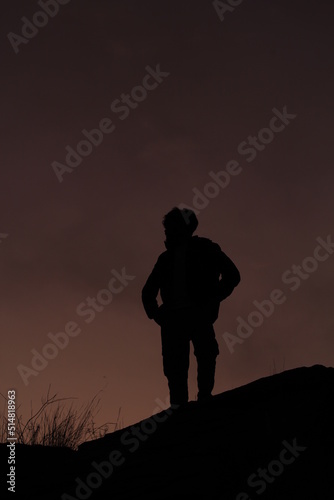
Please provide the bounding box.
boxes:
[0,386,122,450]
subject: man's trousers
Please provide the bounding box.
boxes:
[160,308,220,405]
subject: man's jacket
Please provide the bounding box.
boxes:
[142,236,240,324]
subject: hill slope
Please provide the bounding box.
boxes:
[2,364,333,499]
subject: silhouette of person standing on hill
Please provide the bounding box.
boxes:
[142,207,240,406]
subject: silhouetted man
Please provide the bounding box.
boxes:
[142,207,240,406]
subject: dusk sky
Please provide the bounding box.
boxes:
[1,0,333,430]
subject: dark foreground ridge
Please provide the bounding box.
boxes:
[1,365,334,499]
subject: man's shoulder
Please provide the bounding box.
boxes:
[191,235,222,252]
[156,249,169,263]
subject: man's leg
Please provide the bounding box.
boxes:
[161,313,190,406]
[191,321,219,401]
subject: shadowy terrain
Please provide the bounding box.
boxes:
[1,364,333,499]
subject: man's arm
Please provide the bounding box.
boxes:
[142,259,161,320]
[216,248,241,301]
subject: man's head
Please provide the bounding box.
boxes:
[162,207,198,246]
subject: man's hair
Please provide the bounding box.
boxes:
[162,207,198,235]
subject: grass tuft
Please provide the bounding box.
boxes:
[0,386,121,450]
